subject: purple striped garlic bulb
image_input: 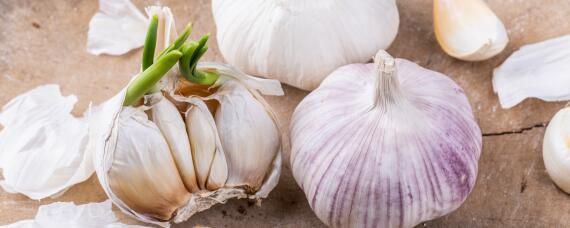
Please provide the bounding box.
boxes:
[290,50,482,228]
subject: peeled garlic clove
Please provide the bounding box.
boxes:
[108,107,190,221]
[493,35,570,109]
[185,99,227,190]
[434,0,508,61]
[543,107,570,194]
[213,80,280,192]
[212,0,399,90]
[290,50,482,227]
[152,95,199,192]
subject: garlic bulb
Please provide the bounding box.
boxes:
[212,0,400,90]
[290,50,482,227]
[543,107,570,194]
[85,4,284,226]
[434,0,508,61]
[95,67,283,226]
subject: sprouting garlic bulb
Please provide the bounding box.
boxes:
[543,107,570,194]
[212,0,400,90]
[433,0,508,61]
[93,65,283,226]
[290,50,482,227]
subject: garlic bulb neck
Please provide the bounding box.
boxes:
[373,50,402,109]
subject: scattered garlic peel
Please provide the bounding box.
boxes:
[493,35,570,108]
[87,0,148,55]
[2,200,149,228]
[0,85,94,200]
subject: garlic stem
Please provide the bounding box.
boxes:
[373,50,402,108]
[124,22,194,106]
[179,34,220,86]
[156,23,193,59]
[123,50,183,106]
[141,15,159,71]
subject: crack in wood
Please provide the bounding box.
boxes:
[482,122,548,137]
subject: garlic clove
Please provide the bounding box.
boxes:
[433,0,508,61]
[543,107,570,194]
[185,99,227,190]
[152,95,199,192]
[109,107,190,221]
[206,146,229,191]
[492,35,570,109]
[214,80,280,192]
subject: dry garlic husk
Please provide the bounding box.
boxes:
[0,85,94,200]
[543,107,570,194]
[290,50,482,227]
[87,0,149,55]
[434,0,508,61]
[94,64,283,226]
[493,35,570,109]
[212,0,400,90]
[4,200,148,228]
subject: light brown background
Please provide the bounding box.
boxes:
[1,0,570,227]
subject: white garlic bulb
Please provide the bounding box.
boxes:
[93,64,283,226]
[85,4,285,226]
[543,107,570,194]
[290,50,482,227]
[434,0,508,61]
[212,0,400,90]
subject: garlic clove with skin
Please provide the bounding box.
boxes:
[152,95,199,193]
[543,107,570,194]
[213,80,280,193]
[185,98,228,190]
[433,0,508,61]
[109,106,190,221]
[290,50,482,227]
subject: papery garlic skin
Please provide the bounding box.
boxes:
[152,96,199,193]
[214,81,280,192]
[109,106,190,221]
[543,107,570,194]
[87,0,148,55]
[434,0,508,61]
[290,51,482,227]
[492,35,570,109]
[0,85,94,200]
[212,0,399,90]
[3,200,149,228]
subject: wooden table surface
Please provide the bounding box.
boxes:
[1,0,570,227]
